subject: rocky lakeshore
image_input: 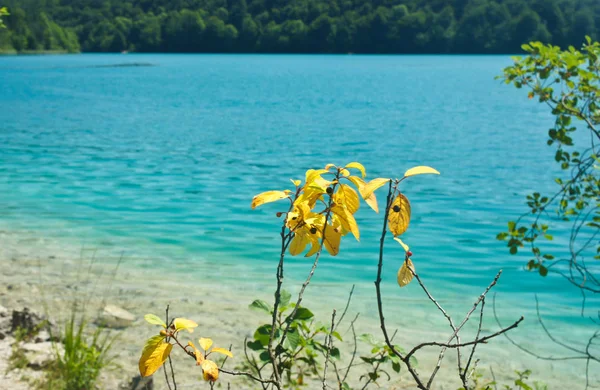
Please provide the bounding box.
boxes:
[0,229,595,389]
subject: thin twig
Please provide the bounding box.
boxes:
[426,270,503,388]
[168,355,178,390]
[322,309,337,389]
[342,314,360,384]
[405,316,524,356]
[461,297,486,387]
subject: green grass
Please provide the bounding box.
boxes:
[40,311,117,390]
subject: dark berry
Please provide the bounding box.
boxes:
[406,250,413,257]
[310,227,317,234]
[326,187,334,195]
[276,212,283,217]
[393,205,401,212]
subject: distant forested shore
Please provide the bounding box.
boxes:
[0,0,598,54]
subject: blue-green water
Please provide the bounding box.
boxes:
[1,55,597,351]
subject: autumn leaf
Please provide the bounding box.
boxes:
[323,225,342,256]
[199,337,213,351]
[139,336,172,377]
[290,231,310,255]
[397,259,415,287]
[403,166,440,178]
[364,192,379,213]
[332,205,360,241]
[290,179,301,187]
[201,359,220,381]
[251,190,291,209]
[393,237,410,252]
[345,162,366,178]
[188,341,204,365]
[304,232,322,257]
[388,194,411,236]
[361,178,390,200]
[335,184,360,214]
[211,347,233,358]
[305,169,331,188]
[173,318,198,333]
[346,175,365,190]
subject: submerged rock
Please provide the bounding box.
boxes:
[98,305,135,328]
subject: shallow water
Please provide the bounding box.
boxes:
[1,54,598,387]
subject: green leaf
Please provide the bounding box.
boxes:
[250,299,272,314]
[291,307,314,321]
[144,314,166,328]
[496,232,508,240]
[253,324,273,346]
[285,328,300,350]
[247,339,264,351]
[331,331,343,342]
[330,347,340,360]
[259,351,271,362]
[539,266,548,277]
[279,290,291,308]
[392,361,401,373]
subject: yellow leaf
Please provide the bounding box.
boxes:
[388,194,411,236]
[295,186,325,209]
[397,259,415,287]
[347,175,365,190]
[393,237,410,252]
[199,337,213,351]
[290,179,301,187]
[324,163,336,170]
[289,232,310,256]
[139,336,172,377]
[173,318,198,333]
[305,169,329,186]
[345,162,366,178]
[340,168,350,177]
[144,314,166,328]
[364,192,379,213]
[188,341,204,365]
[211,347,233,358]
[403,166,440,178]
[305,233,321,257]
[361,178,390,200]
[201,359,220,382]
[335,184,360,214]
[332,205,360,241]
[251,191,290,209]
[323,225,341,256]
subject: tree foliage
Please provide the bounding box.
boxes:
[498,37,600,296]
[1,0,599,53]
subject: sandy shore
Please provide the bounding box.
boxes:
[0,229,596,389]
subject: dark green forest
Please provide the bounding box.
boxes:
[0,0,598,53]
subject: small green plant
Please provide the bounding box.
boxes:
[461,369,547,390]
[0,7,8,28]
[40,312,117,390]
[8,345,29,371]
[7,323,48,372]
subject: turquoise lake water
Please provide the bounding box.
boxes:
[1,55,599,368]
